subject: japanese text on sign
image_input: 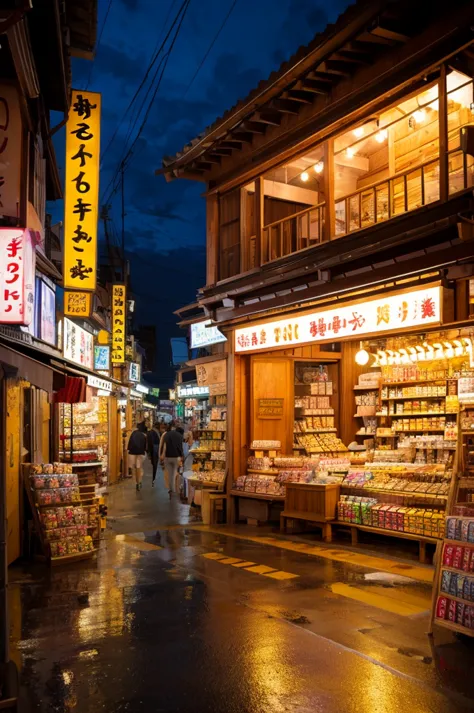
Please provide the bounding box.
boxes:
[235,286,442,353]
[0,229,35,325]
[64,90,101,291]
[63,317,94,369]
[0,85,22,220]
[257,398,284,419]
[111,284,126,363]
[64,290,92,317]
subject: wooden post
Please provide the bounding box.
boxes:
[323,140,335,241]
[255,176,263,266]
[206,194,219,285]
[439,64,448,202]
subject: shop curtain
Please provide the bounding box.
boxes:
[54,375,86,403]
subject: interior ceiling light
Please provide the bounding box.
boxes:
[353,127,364,138]
[313,161,324,174]
[355,348,370,366]
[413,109,426,123]
[300,171,309,182]
[346,146,355,158]
[375,129,388,143]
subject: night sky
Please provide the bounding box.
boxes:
[51,0,351,388]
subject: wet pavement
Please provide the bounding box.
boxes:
[8,464,474,712]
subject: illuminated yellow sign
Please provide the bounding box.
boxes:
[64,290,92,317]
[111,284,126,363]
[97,329,109,345]
[64,90,101,291]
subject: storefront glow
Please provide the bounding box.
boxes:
[368,338,473,366]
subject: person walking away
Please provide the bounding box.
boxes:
[147,423,161,486]
[159,422,184,498]
[128,423,147,491]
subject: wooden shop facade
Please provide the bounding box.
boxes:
[164,0,474,568]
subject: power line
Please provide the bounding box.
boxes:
[85,0,114,90]
[100,0,191,206]
[183,0,239,99]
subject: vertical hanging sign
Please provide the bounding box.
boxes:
[111,284,126,363]
[0,228,35,324]
[64,90,101,291]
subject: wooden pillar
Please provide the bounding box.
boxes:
[323,140,335,241]
[439,64,449,202]
[455,279,469,321]
[255,176,264,266]
[339,342,365,445]
[206,193,219,285]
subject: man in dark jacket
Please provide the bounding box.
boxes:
[147,423,161,486]
[159,422,184,498]
[127,423,147,491]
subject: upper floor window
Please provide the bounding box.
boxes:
[447,70,474,194]
[334,81,441,236]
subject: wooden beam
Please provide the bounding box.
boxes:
[254,111,281,126]
[285,90,314,104]
[240,121,266,134]
[439,64,448,202]
[211,148,233,157]
[295,78,330,95]
[371,24,410,44]
[221,139,244,148]
[323,140,335,242]
[255,176,263,267]
[268,98,300,115]
[206,194,219,285]
[244,179,319,206]
[232,131,254,143]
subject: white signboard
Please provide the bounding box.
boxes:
[235,286,442,353]
[191,319,227,348]
[63,317,94,368]
[177,384,209,397]
[87,374,112,392]
[0,228,35,325]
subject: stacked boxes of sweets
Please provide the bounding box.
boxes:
[436,506,474,631]
[295,395,334,415]
[247,456,276,472]
[295,431,348,454]
[29,464,96,558]
[193,470,226,484]
[338,494,444,536]
[294,415,335,433]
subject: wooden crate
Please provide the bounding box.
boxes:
[284,482,340,521]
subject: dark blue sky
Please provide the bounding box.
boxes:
[53,0,350,387]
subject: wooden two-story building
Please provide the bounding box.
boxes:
[162,0,474,534]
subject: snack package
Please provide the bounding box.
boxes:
[468,522,474,544]
[436,596,448,619]
[453,546,464,570]
[449,574,458,596]
[462,548,472,572]
[447,599,457,622]
[456,602,465,625]
[441,570,451,593]
[446,517,457,540]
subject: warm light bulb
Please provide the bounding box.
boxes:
[413,109,426,123]
[377,350,387,366]
[416,345,425,361]
[408,347,417,362]
[453,339,463,357]
[355,349,370,366]
[346,146,355,158]
[375,129,387,143]
[301,171,309,182]
[313,161,324,174]
[353,127,364,138]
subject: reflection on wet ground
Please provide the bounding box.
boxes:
[8,472,474,712]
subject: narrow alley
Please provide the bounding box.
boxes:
[8,465,474,713]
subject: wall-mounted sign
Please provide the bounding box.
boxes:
[150,387,160,398]
[235,286,442,353]
[169,389,176,400]
[129,361,140,382]
[94,345,110,371]
[177,384,209,397]
[111,283,126,363]
[0,229,35,325]
[39,280,56,345]
[87,374,112,392]
[135,383,149,394]
[63,317,94,368]
[0,85,22,220]
[64,89,101,291]
[191,319,227,348]
[258,398,284,418]
[64,290,92,317]
[97,329,109,344]
[196,359,226,388]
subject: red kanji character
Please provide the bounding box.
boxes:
[421,297,436,319]
[244,335,250,347]
[309,321,317,337]
[376,304,390,325]
[260,329,266,345]
[332,316,342,334]
[398,301,408,322]
[317,318,326,337]
[251,332,258,346]
[274,327,281,343]
[6,236,22,258]
[5,262,19,284]
[4,289,19,301]
[348,311,366,331]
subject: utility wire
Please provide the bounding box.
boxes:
[85,0,114,90]
[100,0,190,205]
[183,0,238,99]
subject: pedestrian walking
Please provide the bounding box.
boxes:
[127,422,147,491]
[159,421,184,498]
[147,422,161,486]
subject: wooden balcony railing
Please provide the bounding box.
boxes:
[334,159,440,237]
[262,202,326,264]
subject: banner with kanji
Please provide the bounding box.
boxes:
[0,228,35,325]
[64,90,101,291]
[111,284,126,363]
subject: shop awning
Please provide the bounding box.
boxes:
[0,343,53,392]
[49,358,124,394]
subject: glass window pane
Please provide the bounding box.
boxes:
[309,209,320,243]
[376,183,389,222]
[391,176,405,216]
[448,151,465,195]
[361,190,374,228]
[423,161,439,204]
[335,200,346,236]
[447,75,474,152]
[349,195,360,232]
[406,168,422,211]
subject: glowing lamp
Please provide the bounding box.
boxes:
[313,161,324,174]
[375,129,387,143]
[300,171,309,182]
[346,146,355,158]
[413,109,426,123]
[355,349,370,366]
[353,127,364,138]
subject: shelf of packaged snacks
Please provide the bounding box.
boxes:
[337,521,440,543]
[382,380,447,386]
[434,618,474,636]
[230,490,285,501]
[293,429,337,434]
[247,468,279,475]
[393,429,447,433]
[377,412,447,417]
[381,396,447,401]
[355,431,376,436]
[51,550,98,566]
[354,385,380,391]
[439,563,474,575]
[341,486,448,501]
